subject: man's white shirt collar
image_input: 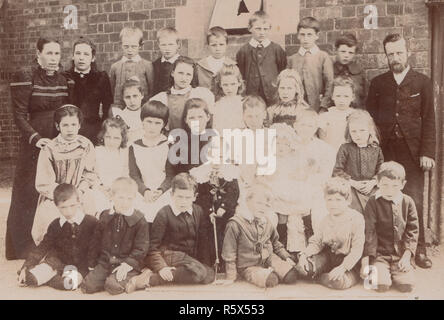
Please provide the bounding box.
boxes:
[375,191,404,205]
[249,38,271,48]
[298,45,320,56]
[393,65,410,85]
[122,55,142,63]
[59,210,85,227]
[161,54,180,64]
[170,86,192,95]
[171,203,193,217]
[109,206,135,217]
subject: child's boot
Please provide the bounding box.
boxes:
[395,283,413,293]
[282,267,298,284]
[125,269,152,293]
[375,284,390,293]
[25,270,38,287]
[265,271,279,288]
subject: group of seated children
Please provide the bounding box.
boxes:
[19,162,418,295]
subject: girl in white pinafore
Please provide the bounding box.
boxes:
[128,100,174,222]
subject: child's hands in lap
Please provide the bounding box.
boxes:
[159,267,176,282]
[112,262,133,282]
[328,265,346,281]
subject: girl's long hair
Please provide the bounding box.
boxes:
[273,69,308,107]
[97,116,129,148]
[214,64,245,100]
[344,109,380,146]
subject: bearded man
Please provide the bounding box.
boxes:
[366,33,436,268]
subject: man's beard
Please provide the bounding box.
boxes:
[390,61,408,73]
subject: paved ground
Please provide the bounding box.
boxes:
[1,159,443,300]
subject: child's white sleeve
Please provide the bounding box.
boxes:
[35,146,58,200]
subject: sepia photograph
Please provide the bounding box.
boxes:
[0,0,443,304]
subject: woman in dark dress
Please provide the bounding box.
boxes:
[6,37,74,260]
[63,37,112,144]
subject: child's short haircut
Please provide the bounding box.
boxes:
[36,37,60,52]
[111,177,138,195]
[156,27,180,42]
[324,177,351,200]
[54,183,80,206]
[242,95,267,113]
[215,64,245,98]
[183,97,211,128]
[140,100,169,125]
[333,76,355,94]
[297,17,320,33]
[377,161,406,182]
[206,26,228,45]
[97,117,128,148]
[345,109,380,145]
[335,33,358,49]
[248,10,271,28]
[171,173,197,194]
[54,104,83,125]
[73,36,96,56]
[120,27,144,46]
[121,75,143,97]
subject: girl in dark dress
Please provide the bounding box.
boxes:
[63,37,112,145]
[6,37,74,260]
[333,110,384,213]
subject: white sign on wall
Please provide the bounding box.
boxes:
[209,0,264,33]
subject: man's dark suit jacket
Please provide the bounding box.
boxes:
[366,68,435,161]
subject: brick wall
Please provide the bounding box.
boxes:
[0,0,188,160]
[287,0,431,82]
[0,0,434,160]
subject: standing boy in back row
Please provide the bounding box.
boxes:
[288,17,334,112]
[110,27,154,109]
[236,10,287,106]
